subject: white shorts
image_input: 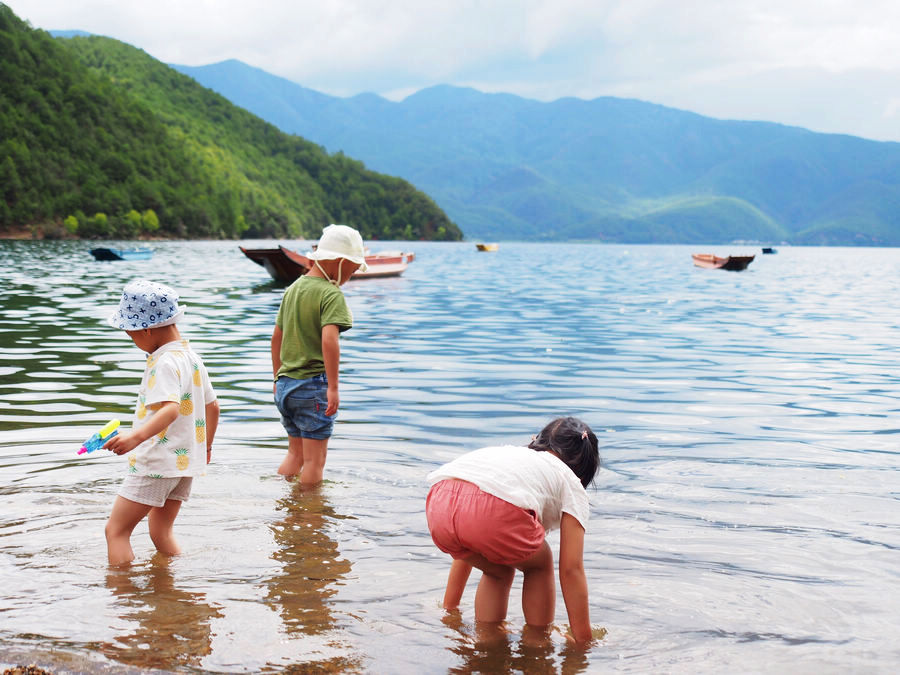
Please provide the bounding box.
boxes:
[118,475,193,507]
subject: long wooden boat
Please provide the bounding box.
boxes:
[90,247,153,261]
[692,253,755,271]
[476,243,499,251]
[240,245,413,283]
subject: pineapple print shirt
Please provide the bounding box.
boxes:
[128,339,216,477]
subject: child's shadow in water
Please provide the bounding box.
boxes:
[102,553,223,671]
[264,481,355,635]
[261,481,363,672]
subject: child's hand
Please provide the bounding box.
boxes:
[561,624,607,649]
[325,384,339,416]
[564,633,589,648]
[104,430,142,455]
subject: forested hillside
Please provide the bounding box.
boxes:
[176,59,900,244]
[0,5,461,240]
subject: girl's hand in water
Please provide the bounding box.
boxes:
[561,624,607,648]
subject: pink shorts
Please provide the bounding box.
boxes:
[426,479,545,566]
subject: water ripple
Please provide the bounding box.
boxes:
[2,241,900,672]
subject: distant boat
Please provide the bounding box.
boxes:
[90,247,153,261]
[240,245,413,283]
[476,243,499,251]
[762,247,777,254]
[692,253,755,271]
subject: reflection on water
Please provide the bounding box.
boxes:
[263,482,361,672]
[442,612,606,675]
[442,613,593,675]
[2,240,900,672]
[101,554,223,670]
[267,484,353,634]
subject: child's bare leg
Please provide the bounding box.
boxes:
[278,436,304,478]
[465,553,515,623]
[105,496,152,565]
[299,437,329,485]
[475,568,515,622]
[148,498,184,556]
[443,558,474,609]
[517,540,555,627]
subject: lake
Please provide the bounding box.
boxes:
[1,240,899,673]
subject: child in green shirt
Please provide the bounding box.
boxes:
[271,224,367,484]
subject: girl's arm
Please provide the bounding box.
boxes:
[443,558,473,609]
[559,512,592,645]
[205,399,220,463]
[321,324,340,416]
[104,401,179,455]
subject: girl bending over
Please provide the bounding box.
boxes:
[426,417,600,645]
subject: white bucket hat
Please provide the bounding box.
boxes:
[107,279,186,330]
[309,224,368,272]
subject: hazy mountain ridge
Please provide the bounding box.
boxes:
[173,59,900,244]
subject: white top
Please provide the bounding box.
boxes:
[127,339,216,477]
[427,445,590,531]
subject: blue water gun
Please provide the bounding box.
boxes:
[78,419,120,455]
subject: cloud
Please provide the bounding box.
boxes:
[8,0,900,140]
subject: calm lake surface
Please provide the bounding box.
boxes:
[1,240,899,673]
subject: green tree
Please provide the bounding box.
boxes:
[120,209,141,237]
[0,156,22,207]
[141,208,159,233]
[87,212,110,237]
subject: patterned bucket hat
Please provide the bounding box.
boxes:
[107,278,186,330]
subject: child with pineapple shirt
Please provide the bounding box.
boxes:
[102,279,219,565]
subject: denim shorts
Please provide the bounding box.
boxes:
[274,373,335,440]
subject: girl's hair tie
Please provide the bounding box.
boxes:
[581,430,588,440]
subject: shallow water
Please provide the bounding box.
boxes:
[1,240,899,673]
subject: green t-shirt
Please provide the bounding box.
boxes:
[275,276,353,380]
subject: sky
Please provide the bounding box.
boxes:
[8,0,900,142]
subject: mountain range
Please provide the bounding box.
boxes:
[173,59,900,245]
[0,5,459,241]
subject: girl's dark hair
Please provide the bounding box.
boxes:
[528,417,600,488]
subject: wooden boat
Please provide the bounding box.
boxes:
[240,245,413,283]
[90,247,153,261]
[476,243,499,251]
[692,253,755,271]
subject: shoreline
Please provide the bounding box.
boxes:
[0,227,36,240]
